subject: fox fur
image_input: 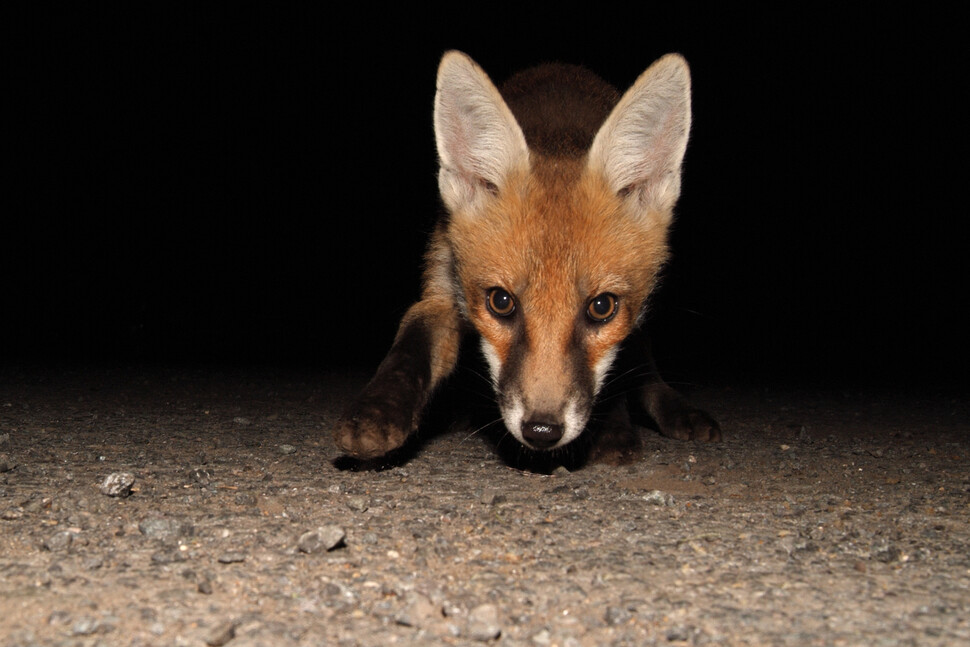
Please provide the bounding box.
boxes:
[334,51,719,464]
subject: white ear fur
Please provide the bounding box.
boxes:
[434,51,530,213]
[587,54,692,222]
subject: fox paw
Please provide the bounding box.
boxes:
[658,407,721,442]
[333,402,412,459]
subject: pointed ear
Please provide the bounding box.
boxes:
[587,54,692,223]
[434,51,530,214]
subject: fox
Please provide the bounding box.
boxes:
[334,50,720,464]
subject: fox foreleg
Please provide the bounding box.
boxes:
[625,329,722,442]
[333,299,461,459]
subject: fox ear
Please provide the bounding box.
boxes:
[434,51,530,213]
[588,54,692,223]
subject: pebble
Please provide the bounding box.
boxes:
[279,444,297,455]
[218,552,246,564]
[99,472,135,497]
[298,525,346,553]
[151,548,188,564]
[395,592,439,628]
[605,605,633,625]
[642,490,674,506]
[480,489,506,505]
[139,517,191,542]
[43,530,74,552]
[204,620,237,646]
[1,507,24,520]
[346,495,370,512]
[191,468,213,486]
[466,603,502,641]
[71,616,100,636]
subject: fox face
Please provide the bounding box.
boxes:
[333,51,718,464]
[434,52,690,451]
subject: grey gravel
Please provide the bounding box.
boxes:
[346,494,370,512]
[204,620,238,646]
[42,530,74,552]
[99,471,135,497]
[0,366,968,647]
[467,603,502,641]
[138,516,191,542]
[297,525,346,553]
[395,591,439,628]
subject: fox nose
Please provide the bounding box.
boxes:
[521,420,563,449]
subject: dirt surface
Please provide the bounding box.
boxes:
[1,365,968,646]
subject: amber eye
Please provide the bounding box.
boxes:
[587,293,618,322]
[486,287,516,318]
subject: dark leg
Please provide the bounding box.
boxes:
[625,329,721,442]
[333,300,461,459]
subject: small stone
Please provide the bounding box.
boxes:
[151,548,188,564]
[346,495,370,512]
[100,472,135,497]
[204,620,237,646]
[233,492,257,506]
[71,616,99,636]
[666,626,690,642]
[43,530,74,552]
[0,453,15,472]
[395,592,439,628]
[466,603,502,641]
[1,507,24,520]
[139,517,191,542]
[279,444,297,455]
[232,417,251,426]
[298,525,346,553]
[218,552,246,564]
[480,489,506,505]
[772,503,807,518]
[198,579,214,595]
[873,542,902,563]
[642,490,674,506]
[191,468,212,486]
[605,605,632,625]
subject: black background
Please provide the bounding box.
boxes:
[6,6,966,389]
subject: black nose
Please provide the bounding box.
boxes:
[521,421,563,449]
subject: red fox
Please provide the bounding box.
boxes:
[335,51,720,464]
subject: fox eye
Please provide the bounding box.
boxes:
[587,293,618,323]
[486,287,516,318]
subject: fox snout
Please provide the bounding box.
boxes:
[499,390,594,452]
[490,356,597,452]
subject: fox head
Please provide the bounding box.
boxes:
[432,51,692,451]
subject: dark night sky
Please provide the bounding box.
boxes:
[6,6,967,388]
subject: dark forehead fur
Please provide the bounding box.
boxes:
[499,63,621,157]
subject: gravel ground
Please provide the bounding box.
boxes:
[1,365,968,646]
